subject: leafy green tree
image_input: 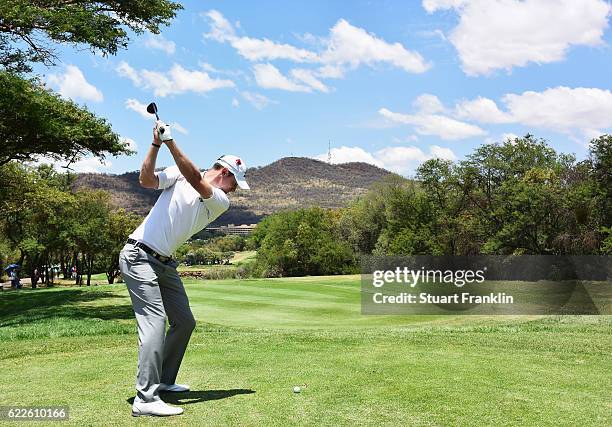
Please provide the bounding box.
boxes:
[0,0,181,164]
[456,136,575,254]
[0,162,77,287]
[100,208,142,283]
[71,190,111,285]
[255,208,356,277]
[338,174,407,254]
[0,71,132,166]
[0,0,182,72]
[416,159,482,255]
[588,134,612,227]
[371,180,442,255]
[209,235,246,252]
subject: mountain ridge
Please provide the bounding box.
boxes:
[72,157,393,226]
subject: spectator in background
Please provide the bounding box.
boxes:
[32,268,40,287]
[9,269,21,289]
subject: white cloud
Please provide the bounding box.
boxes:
[125,98,152,120]
[294,32,327,46]
[204,10,318,62]
[320,19,430,74]
[379,107,486,140]
[456,86,612,139]
[231,37,319,62]
[117,63,235,97]
[70,157,112,173]
[170,122,188,135]
[116,61,141,86]
[232,97,240,107]
[144,34,176,54]
[429,145,457,161]
[316,64,345,79]
[47,65,103,103]
[120,137,137,151]
[200,62,219,73]
[316,146,383,167]
[583,129,604,143]
[34,155,112,173]
[424,0,611,76]
[203,10,430,89]
[455,96,513,123]
[252,63,311,92]
[413,94,445,114]
[123,101,188,133]
[501,133,519,142]
[315,144,457,175]
[375,146,429,169]
[502,87,612,134]
[290,69,329,93]
[202,10,236,42]
[422,0,467,13]
[241,91,275,110]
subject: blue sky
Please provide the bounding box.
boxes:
[36,0,612,176]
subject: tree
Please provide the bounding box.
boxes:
[371,180,442,255]
[588,134,612,227]
[0,71,133,166]
[0,0,182,72]
[0,0,181,165]
[0,162,78,287]
[101,208,142,283]
[456,136,575,254]
[338,174,407,254]
[254,208,356,277]
[71,190,111,285]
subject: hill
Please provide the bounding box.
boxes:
[73,157,393,225]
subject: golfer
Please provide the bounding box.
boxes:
[119,122,249,417]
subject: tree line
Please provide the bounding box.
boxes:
[249,135,612,277]
[0,163,141,287]
[0,1,181,287]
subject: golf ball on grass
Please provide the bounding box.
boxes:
[293,386,301,393]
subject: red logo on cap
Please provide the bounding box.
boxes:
[236,158,242,165]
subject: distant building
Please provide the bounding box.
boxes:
[206,223,258,236]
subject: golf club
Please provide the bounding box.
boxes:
[147,102,168,138]
[146,102,160,121]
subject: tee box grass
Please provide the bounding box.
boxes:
[0,275,610,426]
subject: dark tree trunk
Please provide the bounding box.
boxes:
[75,253,83,286]
[86,254,93,286]
[30,253,38,289]
[106,254,120,284]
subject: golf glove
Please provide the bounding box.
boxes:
[156,121,173,142]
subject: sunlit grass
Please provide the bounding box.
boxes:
[0,276,610,425]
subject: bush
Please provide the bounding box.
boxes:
[253,207,357,277]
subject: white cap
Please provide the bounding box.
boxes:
[216,154,250,190]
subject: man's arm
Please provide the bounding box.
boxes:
[139,127,161,189]
[164,139,214,198]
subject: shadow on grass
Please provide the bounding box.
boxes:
[0,287,133,326]
[126,389,256,405]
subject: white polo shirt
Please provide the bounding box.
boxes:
[129,165,230,256]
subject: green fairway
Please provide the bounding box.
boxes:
[0,276,610,426]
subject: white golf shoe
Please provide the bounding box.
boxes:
[131,400,184,417]
[158,383,190,392]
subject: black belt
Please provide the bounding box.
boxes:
[126,238,173,263]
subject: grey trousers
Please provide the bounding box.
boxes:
[119,243,196,403]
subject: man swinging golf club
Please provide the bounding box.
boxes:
[119,110,249,417]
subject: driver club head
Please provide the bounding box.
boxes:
[146,102,159,120]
